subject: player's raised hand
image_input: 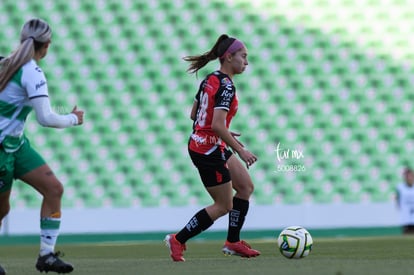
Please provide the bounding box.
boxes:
[71,106,84,125]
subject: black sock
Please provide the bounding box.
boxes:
[175,208,213,244]
[227,197,249,243]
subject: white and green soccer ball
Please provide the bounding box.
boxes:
[277,225,313,259]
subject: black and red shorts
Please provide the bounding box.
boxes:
[189,147,233,187]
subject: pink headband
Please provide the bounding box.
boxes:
[220,39,245,59]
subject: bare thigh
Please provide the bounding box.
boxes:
[205,182,233,221]
[227,154,254,200]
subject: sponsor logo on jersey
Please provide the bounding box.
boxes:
[191,133,206,145]
[221,90,234,99]
[221,77,232,86]
[221,77,233,90]
[218,100,230,108]
[219,89,234,108]
[35,80,46,90]
[191,133,221,145]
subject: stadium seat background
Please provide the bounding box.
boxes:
[1,0,413,208]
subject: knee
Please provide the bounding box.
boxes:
[217,202,233,217]
[210,201,233,219]
[246,183,254,195]
[43,181,64,199]
[237,182,254,198]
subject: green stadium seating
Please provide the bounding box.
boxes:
[1,0,413,209]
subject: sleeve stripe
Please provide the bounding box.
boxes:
[29,95,49,100]
[214,106,230,111]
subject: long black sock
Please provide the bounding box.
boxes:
[227,197,249,243]
[175,208,214,244]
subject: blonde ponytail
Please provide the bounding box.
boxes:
[0,18,51,92]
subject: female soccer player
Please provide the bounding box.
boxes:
[396,167,414,234]
[0,18,84,273]
[165,34,260,261]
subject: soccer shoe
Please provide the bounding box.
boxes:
[0,264,6,275]
[222,240,261,258]
[165,234,186,262]
[35,251,74,273]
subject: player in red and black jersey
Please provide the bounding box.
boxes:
[165,34,260,261]
[189,70,239,155]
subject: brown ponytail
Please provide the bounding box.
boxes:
[183,34,236,74]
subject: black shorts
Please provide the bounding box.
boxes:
[189,147,233,187]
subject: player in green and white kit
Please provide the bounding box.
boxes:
[0,18,84,274]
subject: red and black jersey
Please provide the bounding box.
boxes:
[189,71,238,155]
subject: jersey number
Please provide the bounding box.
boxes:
[196,92,208,127]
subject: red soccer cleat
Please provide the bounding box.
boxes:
[222,240,261,258]
[165,234,186,262]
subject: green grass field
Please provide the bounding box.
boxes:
[1,236,414,275]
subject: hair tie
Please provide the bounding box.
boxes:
[28,36,36,41]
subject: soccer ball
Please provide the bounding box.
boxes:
[277,225,313,259]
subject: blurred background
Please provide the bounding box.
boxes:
[1,0,413,237]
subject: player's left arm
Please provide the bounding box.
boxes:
[23,63,81,128]
[31,97,80,128]
[230,131,244,148]
[190,100,198,121]
[212,109,257,168]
